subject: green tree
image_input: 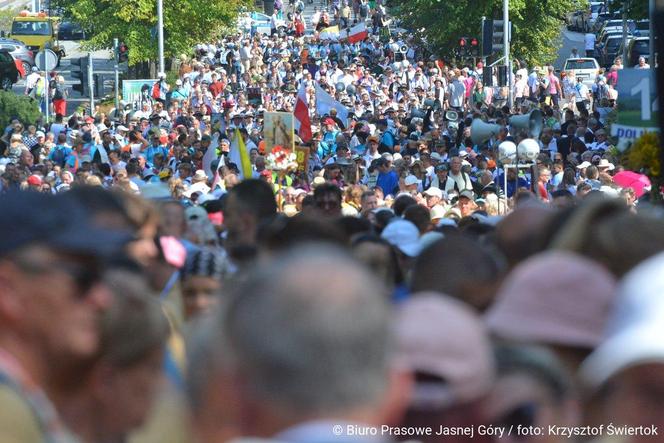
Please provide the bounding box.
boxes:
[609,0,648,20]
[0,91,41,128]
[389,0,578,67]
[51,0,251,64]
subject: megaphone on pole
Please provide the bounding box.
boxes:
[470,118,502,144]
[509,109,543,139]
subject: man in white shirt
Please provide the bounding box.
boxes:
[584,32,596,58]
[24,67,41,95]
[447,76,466,111]
[635,56,650,69]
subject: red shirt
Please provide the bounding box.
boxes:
[209,80,225,98]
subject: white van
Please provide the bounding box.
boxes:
[563,58,600,87]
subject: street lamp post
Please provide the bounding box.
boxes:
[504,0,512,108]
[157,0,165,74]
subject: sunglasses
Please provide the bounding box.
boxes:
[14,257,102,296]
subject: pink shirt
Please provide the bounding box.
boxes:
[548,75,560,94]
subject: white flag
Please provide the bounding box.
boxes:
[202,133,220,179]
[315,83,349,125]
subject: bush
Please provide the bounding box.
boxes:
[0,91,42,129]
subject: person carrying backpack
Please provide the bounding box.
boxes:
[48,133,72,167]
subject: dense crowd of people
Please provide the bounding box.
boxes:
[0,1,663,443]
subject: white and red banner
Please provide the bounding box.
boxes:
[294,82,312,142]
[348,22,368,43]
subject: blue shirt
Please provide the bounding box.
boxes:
[144,144,169,166]
[379,131,395,150]
[376,170,399,197]
[497,173,531,198]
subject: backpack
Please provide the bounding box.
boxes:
[53,84,64,100]
[51,146,68,167]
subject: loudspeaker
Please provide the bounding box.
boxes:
[509,109,543,139]
[444,110,459,122]
[498,65,508,87]
[470,119,502,144]
[517,138,540,162]
[498,141,517,163]
[483,66,493,87]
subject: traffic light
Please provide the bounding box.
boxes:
[469,37,480,57]
[118,42,128,63]
[70,56,88,96]
[482,18,511,57]
[458,37,468,57]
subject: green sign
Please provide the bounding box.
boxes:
[122,79,158,111]
[612,68,659,141]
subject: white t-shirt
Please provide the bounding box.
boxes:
[574,82,590,102]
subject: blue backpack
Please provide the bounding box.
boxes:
[50,146,70,167]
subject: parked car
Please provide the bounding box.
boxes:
[0,48,20,90]
[593,11,621,33]
[588,2,608,28]
[597,34,624,67]
[57,21,86,40]
[0,38,34,76]
[626,36,651,66]
[564,57,600,87]
[596,19,634,41]
[633,20,650,37]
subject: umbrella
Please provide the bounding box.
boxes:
[612,171,651,198]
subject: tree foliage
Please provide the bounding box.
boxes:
[51,0,251,64]
[0,91,41,128]
[608,0,648,20]
[389,0,578,67]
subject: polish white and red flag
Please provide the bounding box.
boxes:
[348,22,368,43]
[293,81,312,142]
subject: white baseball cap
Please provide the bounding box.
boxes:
[381,219,421,257]
[404,175,420,187]
[424,187,443,199]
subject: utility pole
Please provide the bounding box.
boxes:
[88,52,94,115]
[157,0,165,74]
[622,2,628,64]
[649,0,655,67]
[504,0,512,108]
[113,38,120,115]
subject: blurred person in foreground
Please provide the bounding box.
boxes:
[57,270,170,443]
[394,292,494,443]
[580,251,664,443]
[485,251,617,375]
[485,345,578,443]
[187,245,411,443]
[0,191,129,442]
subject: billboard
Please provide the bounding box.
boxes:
[122,79,158,112]
[612,69,659,141]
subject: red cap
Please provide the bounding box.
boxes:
[324,117,335,126]
[27,175,42,186]
[85,117,94,123]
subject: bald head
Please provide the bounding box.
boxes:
[190,245,392,422]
